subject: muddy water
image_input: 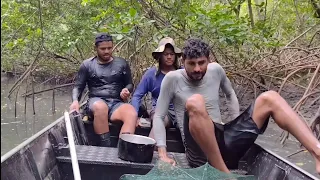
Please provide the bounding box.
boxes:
[1,73,319,177]
[1,74,71,155]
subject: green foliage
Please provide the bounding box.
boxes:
[1,0,318,79]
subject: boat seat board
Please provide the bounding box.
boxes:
[57,145,190,169]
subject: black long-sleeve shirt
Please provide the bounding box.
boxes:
[72,56,134,102]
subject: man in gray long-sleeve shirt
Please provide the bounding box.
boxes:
[153,38,320,174]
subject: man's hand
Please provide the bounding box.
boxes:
[120,88,130,101]
[158,147,176,166]
[159,156,176,166]
[69,100,80,112]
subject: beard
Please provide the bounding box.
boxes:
[186,71,205,81]
[98,54,112,62]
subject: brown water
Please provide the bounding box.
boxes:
[1,74,71,155]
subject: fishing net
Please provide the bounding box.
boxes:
[120,161,255,180]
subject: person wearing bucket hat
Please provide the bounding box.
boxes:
[70,33,137,147]
[131,37,182,137]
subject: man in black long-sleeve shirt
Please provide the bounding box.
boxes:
[70,33,137,147]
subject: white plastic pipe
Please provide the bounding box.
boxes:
[64,111,82,180]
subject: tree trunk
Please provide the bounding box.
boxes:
[254,0,265,21]
[310,0,320,18]
[248,0,254,28]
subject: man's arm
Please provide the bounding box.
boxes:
[131,71,150,113]
[153,72,176,158]
[153,73,175,145]
[218,65,240,119]
[123,61,134,93]
[72,63,88,102]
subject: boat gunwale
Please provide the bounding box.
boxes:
[1,114,65,163]
[254,143,319,180]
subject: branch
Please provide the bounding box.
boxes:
[38,0,44,47]
[113,39,127,51]
[285,24,319,47]
[308,30,320,47]
[234,73,269,90]
[302,63,320,98]
[22,83,74,97]
[280,90,320,144]
[257,53,320,72]
[8,50,41,97]
[75,43,84,60]
[128,37,153,59]
[278,66,317,95]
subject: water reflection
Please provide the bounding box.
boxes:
[1,73,71,155]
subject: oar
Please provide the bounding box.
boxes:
[64,111,82,180]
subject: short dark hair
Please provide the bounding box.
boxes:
[95,33,113,46]
[182,38,210,60]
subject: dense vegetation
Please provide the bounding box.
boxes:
[1,0,319,81]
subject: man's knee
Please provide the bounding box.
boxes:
[120,104,138,120]
[257,90,281,106]
[185,94,206,113]
[92,101,108,114]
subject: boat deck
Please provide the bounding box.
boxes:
[56,145,248,180]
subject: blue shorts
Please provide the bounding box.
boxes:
[88,97,124,120]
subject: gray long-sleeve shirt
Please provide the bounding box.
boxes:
[153,63,239,147]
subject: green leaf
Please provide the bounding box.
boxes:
[81,0,89,6]
[121,26,131,33]
[129,8,137,17]
[36,28,42,36]
[6,42,15,49]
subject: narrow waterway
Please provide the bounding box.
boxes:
[1,73,71,155]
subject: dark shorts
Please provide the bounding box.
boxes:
[184,103,269,169]
[87,97,124,120]
[149,108,177,128]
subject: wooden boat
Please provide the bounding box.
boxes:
[1,111,319,180]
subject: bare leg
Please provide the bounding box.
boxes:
[110,104,137,134]
[251,90,320,173]
[92,101,109,134]
[185,94,230,173]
